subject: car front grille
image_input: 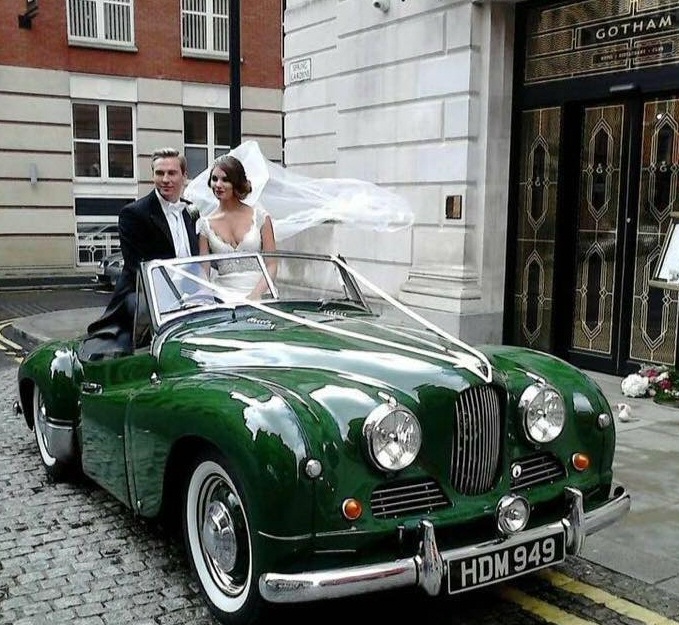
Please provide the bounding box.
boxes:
[371,478,449,519]
[450,386,502,495]
[510,453,566,489]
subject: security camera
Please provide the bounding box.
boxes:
[373,0,390,12]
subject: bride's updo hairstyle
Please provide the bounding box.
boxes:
[208,154,253,199]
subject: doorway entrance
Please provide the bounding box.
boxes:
[507,0,679,375]
[509,95,679,375]
[566,96,679,374]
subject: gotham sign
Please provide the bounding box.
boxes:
[578,9,679,46]
[524,1,679,83]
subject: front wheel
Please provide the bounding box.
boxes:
[182,452,264,625]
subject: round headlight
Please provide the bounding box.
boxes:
[519,383,565,443]
[363,403,422,472]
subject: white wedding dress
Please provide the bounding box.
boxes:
[197,204,269,298]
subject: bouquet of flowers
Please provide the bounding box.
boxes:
[621,364,679,404]
[620,373,649,398]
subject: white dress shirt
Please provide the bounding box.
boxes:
[157,191,192,258]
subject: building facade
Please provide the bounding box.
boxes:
[283,0,514,345]
[0,0,283,279]
[4,0,679,376]
[282,0,679,375]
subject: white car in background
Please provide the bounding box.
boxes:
[78,223,120,263]
[94,251,123,289]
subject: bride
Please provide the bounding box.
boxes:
[196,153,276,299]
[185,140,415,297]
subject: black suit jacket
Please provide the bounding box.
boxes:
[87,190,199,338]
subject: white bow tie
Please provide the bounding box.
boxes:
[167,202,185,215]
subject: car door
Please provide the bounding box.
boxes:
[79,351,157,506]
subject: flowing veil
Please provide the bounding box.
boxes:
[183,141,414,241]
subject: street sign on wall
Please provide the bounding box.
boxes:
[289,58,311,83]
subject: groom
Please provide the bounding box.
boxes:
[87,147,199,343]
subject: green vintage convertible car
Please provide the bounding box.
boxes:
[14,251,630,625]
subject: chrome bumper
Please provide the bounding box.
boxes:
[259,483,630,603]
[39,419,78,464]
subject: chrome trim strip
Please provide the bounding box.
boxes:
[258,527,369,540]
[257,531,314,541]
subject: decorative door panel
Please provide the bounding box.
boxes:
[629,98,679,365]
[570,105,624,356]
[511,107,561,352]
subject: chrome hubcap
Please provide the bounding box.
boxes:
[202,500,237,572]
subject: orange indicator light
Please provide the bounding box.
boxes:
[342,498,363,521]
[572,453,590,471]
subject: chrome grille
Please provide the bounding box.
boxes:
[511,453,566,489]
[450,386,502,495]
[371,479,449,519]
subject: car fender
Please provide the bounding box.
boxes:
[17,341,83,429]
[479,344,610,411]
[126,373,315,533]
[479,344,616,477]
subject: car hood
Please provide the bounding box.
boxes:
[161,311,488,397]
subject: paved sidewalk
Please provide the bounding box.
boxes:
[11,306,104,344]
[9,307,679,598]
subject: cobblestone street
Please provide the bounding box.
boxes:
[0,366,219,625]
[0,288,110,323]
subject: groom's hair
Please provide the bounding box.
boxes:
[151,147,187,175]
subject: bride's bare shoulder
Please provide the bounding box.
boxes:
[207,211,226,222]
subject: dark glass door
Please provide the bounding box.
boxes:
[566,95,679,374]
[509,94,679,375]
[564,101,630,373]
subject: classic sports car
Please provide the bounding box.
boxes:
[14,251,630,625]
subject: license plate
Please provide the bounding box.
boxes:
[446,531,565,594]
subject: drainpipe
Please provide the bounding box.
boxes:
[229,0,241,147]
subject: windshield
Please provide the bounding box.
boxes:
[144,252,367,324]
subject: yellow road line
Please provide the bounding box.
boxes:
[0,334,23,351]
[0,319,23,351]
[539,570,679,625]
[499,585,597,624]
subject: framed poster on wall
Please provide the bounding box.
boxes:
[650,213,679,290]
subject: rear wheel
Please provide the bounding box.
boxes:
[32,386,78,480]
[182,452,264,625]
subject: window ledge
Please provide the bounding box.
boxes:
[182,49,230,61]
[73,180,139,197]
[68,38,138,53]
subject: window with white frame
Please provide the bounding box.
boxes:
[67,0,134,47]
[181,0,229,58]
[184,110,231,178]
[74,197,133,266]
[72,103,135,179]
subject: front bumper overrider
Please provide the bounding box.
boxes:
[259,483,630,603]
